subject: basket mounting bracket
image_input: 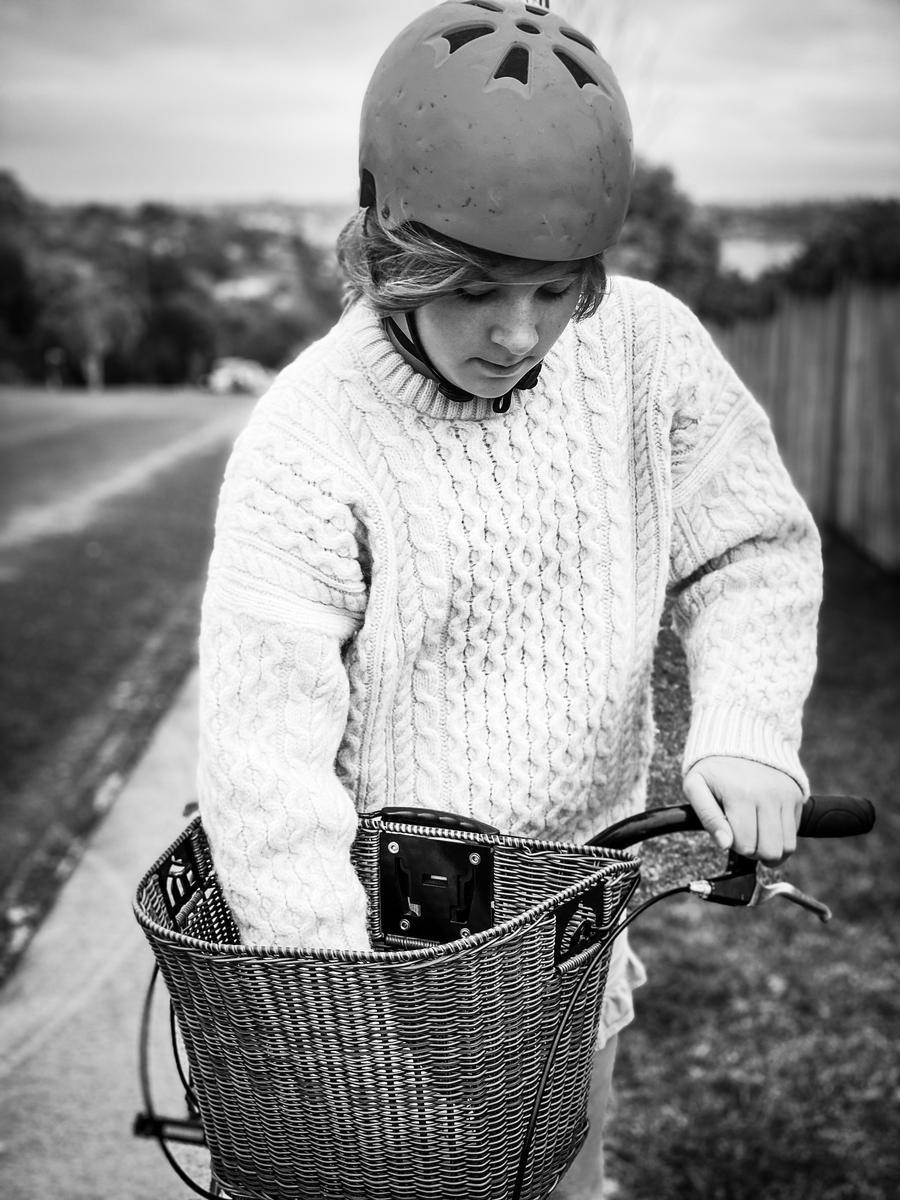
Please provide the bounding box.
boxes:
[378,830,494,945]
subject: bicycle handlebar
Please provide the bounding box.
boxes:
[383,795,875,852]
[589,793,875,850]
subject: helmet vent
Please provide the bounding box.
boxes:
[554,49,597,89]
[443,24,495,54]
[359,168,377,209]
[524,4,549,14]
[495,45,530,85]
[561,27,598,54]
[464,0,503,10]
[516,22,541,34]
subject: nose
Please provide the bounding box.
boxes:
[489,297,540,360]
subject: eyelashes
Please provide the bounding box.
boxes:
[542,283,578,300]
[455,282,577,303]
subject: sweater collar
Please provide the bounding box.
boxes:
[343,300,524,422]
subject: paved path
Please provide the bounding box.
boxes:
[0,670,209,1200]
[0,407,244,555]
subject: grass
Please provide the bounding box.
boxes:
[606,537,900,1199]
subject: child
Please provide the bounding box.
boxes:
[197,2,821,1194]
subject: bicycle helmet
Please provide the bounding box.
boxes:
[359,0,633,261]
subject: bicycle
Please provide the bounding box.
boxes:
[133,794,874,1200]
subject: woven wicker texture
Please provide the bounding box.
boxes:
[135,816,639,1200]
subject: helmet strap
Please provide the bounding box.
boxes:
[384,311,543,415]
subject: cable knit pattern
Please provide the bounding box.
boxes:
[197,276,821,955]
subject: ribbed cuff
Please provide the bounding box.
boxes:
[682,703,809,796]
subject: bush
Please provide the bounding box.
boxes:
[780,199,900,293]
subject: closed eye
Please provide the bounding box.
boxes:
[540,281,577,299]
[456,287,497,303]
[454,280,577,303]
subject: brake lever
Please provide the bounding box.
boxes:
[687,851,832,923]
[751,880,832,922]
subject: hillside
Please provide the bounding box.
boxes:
[0,172,344,388]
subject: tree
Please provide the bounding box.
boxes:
[779,199,900,293]
[218,299,315,370]
[608,161,722,309]
[0,243,35,336]
[137,293,218,385]
[33,259,143,389]
[0,170,34,228]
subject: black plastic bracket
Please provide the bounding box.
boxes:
[156,838,203,924]
[703,850,759,907]
[554,866,642,965]
[378,830,494,944]
[133,1110,207,1146]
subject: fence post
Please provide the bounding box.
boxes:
[824,284,850,540]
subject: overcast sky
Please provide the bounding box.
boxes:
[2,0,899,208]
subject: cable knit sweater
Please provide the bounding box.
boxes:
[197,276,822,954]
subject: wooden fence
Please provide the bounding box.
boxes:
[708,285,900,571]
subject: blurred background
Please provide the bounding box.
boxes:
[1,2,898,1198]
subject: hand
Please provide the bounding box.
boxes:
[682,756,803,867]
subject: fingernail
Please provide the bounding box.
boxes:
[715,830,731,849]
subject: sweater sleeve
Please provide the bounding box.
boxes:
[664,300,823,794]
[197,399,371,951]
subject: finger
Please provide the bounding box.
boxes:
[722,797,758,858]
[683,772,733,851]
[755,811,786,867]
[757,791,804,866]
[780,798,800,857]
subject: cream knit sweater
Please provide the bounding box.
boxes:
[197,277,822,953]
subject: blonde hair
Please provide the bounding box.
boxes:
[336,208,608,320]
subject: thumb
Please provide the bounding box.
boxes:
[683,770,733,851]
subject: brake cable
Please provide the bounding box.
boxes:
[511,883,691,1200]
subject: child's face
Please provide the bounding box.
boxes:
[415,265,581,399]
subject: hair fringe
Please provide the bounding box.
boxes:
[336,209,608,320]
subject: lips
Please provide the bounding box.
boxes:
[474,357,530,374]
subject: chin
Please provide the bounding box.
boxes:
[455,369,520,400]
[472,382,513,400]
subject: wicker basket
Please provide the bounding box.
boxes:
[134,812,640,1200]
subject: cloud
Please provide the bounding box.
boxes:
[609,0,900,200]
[1,0,898,204]
[0,0,440,200]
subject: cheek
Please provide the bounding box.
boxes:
[419,301,478,361]
[540,300,578,347]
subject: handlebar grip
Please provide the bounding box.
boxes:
[797,794,875,838]
[590,794,874,850]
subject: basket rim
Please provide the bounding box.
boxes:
[134,816,640,967]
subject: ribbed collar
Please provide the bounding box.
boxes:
[341,300,524,422]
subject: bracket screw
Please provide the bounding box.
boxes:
[399,918,411,932]
[469,852,481,866]
[388,841,400,854]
